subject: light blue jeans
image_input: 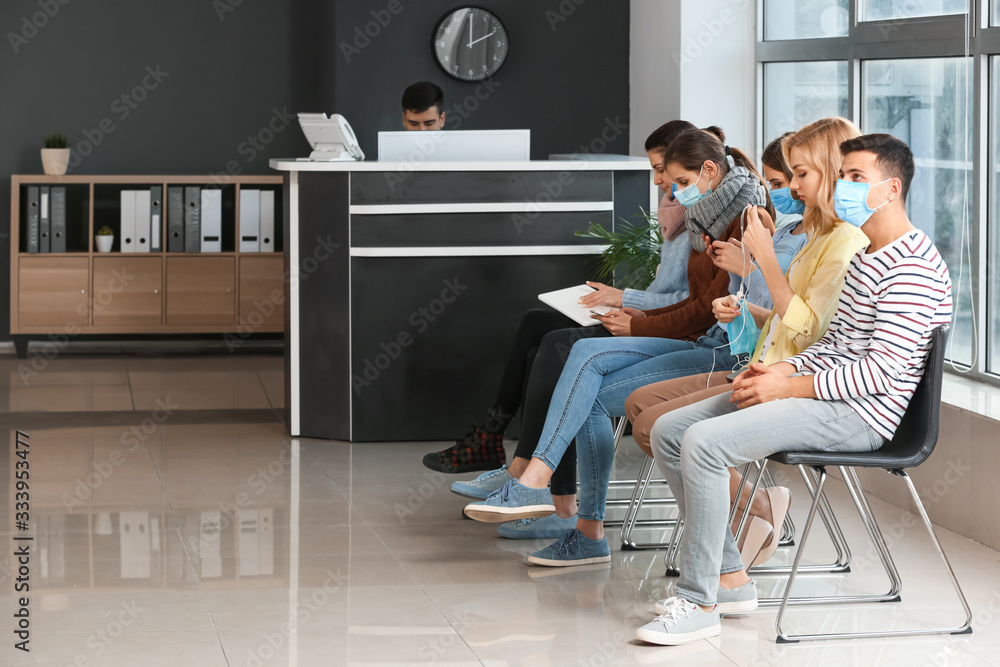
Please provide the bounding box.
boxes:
[531,330,738,521]
[649,391,884,606]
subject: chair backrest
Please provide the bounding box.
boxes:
[878,325,949,469]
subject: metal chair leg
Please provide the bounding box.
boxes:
[663,518,683,576]
[774,466,973,642]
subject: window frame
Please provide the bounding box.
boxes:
[756,0,1000,384]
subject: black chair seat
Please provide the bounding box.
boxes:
[768,326,947,474]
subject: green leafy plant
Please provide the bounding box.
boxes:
[43,132,70,149]
[96,225,114,236]
[575,210,662,290]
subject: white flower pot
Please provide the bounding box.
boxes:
[41,148,70,175]
[95,235,114,253]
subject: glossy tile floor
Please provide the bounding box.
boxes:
[1,352,999,666]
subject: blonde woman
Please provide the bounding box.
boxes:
[626,117,870,568]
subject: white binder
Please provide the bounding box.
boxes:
[240,188,260,252]
[259,190,275,253]
[258,508,274,575]
[238,509,259,576]
[200,189,223,253]
[120,190,137,253]
[135,190,151,253]
[199,511,222,578]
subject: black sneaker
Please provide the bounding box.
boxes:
[422,426,506,473]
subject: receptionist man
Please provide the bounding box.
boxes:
[402,81,446,130]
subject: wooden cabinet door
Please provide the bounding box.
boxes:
[92,257,163,326]
[239,256,283,328]
[166,257,235,326]
[18,257,90,328]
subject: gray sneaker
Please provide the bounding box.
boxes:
[450,465,513,500]
[636,597,721,646]
[655,580,757,616]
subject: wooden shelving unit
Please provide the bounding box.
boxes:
[10,175,285,357]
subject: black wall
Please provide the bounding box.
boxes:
[0,0,629,342]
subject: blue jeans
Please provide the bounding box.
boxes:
[531,332,737,521]
[650,391,884,606]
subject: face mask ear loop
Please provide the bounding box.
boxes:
[706,205,752,390]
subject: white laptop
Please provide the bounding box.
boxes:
[377,129,530,162]
[538,285,614,327]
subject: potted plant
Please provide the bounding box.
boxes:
[575,210,662,289]
[41,132,71,175]
[95,225,114,253]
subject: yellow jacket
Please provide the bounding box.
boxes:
[753,222,870,365]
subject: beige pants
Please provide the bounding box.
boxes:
[624,372,732,457]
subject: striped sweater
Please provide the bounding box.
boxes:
[787,230,952,441]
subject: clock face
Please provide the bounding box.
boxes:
[433,8,508,81]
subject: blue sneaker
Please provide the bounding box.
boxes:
[450,465,514,500]
[463,480,554,523]
[526,529,611,567]
[498,513,578,539]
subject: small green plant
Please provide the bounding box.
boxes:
[575,210,662,290]
[43,132,70,149]
[96,225,114,236]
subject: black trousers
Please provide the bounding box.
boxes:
[490,308,611,495]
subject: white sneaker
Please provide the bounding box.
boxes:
[636,597,721,646]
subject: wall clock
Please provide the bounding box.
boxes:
[433,7,509,81]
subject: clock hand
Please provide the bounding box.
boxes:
[467,30,496,47]
[467,12,473,47]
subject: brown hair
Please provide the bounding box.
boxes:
[783,117,861,237]
[762,132,795,182]
[662,127,776,221]
[644,120,697,153]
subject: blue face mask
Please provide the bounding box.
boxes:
[727,296,758,359]
[770,187,805,216]
[674,165,712,208]
[671,182,677,197]
[834,178,891,227]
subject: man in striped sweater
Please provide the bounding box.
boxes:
[636,134,953,647]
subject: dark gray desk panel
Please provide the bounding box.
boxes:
[294,172,351,441]
[614,170,653,226]
[350,171,613,205]
[349,255,598,442]
[350,210,613,247]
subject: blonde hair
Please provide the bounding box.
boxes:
[782,117,861,238]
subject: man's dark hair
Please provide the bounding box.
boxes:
[761,131,795,181]
[840,133,915,200]
[402,82,444,115]
[644,120,697,153]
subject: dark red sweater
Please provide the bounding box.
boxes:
[630,213,744,341]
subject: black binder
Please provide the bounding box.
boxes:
[26,187,40,254]
[167,187,184,253]
[150,186,162,252]
[39,186,50,253]
[183,186,201,253]
[50,186,66,253]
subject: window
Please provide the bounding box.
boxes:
[990,57,1000,372]
[764,61,849,143]
[860,0,968,21]
[862,58,974,366]
[759,0,997,383]
[764,0,849,40]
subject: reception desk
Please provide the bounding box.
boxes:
[270,157,655,442]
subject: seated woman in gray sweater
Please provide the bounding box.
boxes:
[421,122,696,540]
